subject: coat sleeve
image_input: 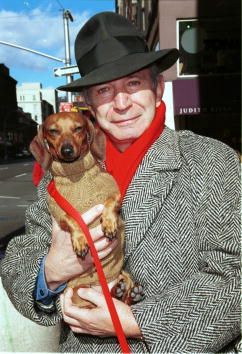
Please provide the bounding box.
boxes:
[0,174,62,326]
[131,140,241,353]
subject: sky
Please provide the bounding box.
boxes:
[0,0,115,94]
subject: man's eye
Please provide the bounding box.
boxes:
[127,80,140,88]
[74,126,83,133]
[49,129,59,136]
[97,86,111,95]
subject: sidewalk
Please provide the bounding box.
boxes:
[0,278,61,352]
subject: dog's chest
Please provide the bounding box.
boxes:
[48,163,119,225]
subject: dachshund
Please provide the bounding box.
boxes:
[30,111,144,308]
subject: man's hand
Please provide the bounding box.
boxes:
[60,287,142,338]
[45,204,118,290]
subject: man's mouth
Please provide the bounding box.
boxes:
[112,115,140,127]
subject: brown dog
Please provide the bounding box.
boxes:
[31,111,144,308]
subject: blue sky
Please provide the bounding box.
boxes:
[0,0,115,93]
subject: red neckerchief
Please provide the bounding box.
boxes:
[105,101,166,199]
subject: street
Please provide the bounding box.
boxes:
[0,160,62,352]
[0,159,37,243]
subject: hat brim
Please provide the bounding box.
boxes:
[57,48,179,92]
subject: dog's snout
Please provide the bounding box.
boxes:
[61,143,74,159]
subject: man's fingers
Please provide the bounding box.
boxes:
[70,325,105,336]
[61,289,78,317]
[60,292,84,327]
[82,205,104,225]
[63,314,83,328]
[60,289,73,312]
[94,234,117,250]
[62,288,91,320]
[69,325,86,333]
[89,224,118,259]
[89,224,103,242]
[97,239,118,259]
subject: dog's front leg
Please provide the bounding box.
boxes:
[60,215,89,259]
[100,192,122,240]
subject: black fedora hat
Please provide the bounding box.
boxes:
[58,12,179,92]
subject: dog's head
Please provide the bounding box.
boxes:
[30,112,105,168]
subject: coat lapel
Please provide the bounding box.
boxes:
[121,128,182,263]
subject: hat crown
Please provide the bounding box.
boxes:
[57,12,179,91]
[75,12,147,76]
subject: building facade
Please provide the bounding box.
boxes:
[17,83,43,124]
[0,64,37,160]
[17,83,57,125]
[42,88,58,114]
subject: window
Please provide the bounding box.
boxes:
[177,17,240,77]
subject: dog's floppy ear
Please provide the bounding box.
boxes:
[85,118,106,161]
[29,125,52,170]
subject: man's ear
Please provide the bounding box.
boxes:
[29,125,52,170]
[155,74,165,107]
[87,105,96,118]
[81,90,96,118]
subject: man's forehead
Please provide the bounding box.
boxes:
[89,68,151,89]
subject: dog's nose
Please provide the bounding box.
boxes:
[61,144,74,158]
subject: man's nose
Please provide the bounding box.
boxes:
[113,91,132,111]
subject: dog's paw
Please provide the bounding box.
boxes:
[100,215,118,240]
[111,279,126,300]
[111,279,145,305]
[72,234,89,259]
[128,283,145,304]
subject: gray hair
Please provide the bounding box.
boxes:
[150,64,161,89]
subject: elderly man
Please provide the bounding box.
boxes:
[1,11,240,354]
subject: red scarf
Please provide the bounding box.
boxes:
[105,101,166,199]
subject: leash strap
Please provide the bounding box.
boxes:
[47,179,130,354]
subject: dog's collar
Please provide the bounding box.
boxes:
[50,151,97,177]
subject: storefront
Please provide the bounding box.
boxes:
[172,76,240,152]
[158,0,240,153]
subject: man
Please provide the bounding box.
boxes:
[1,12,240,353]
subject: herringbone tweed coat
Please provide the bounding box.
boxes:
[1,128,240,353]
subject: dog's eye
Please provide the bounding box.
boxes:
[49,129,59,136]
[74,126,83,133]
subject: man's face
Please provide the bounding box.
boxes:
[87,68,163,151]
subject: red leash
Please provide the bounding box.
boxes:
[47,179,130,354]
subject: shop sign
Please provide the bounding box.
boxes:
[173,77,240,115]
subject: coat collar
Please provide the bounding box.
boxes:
[121,127,182,263]
[144,126,182,172]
